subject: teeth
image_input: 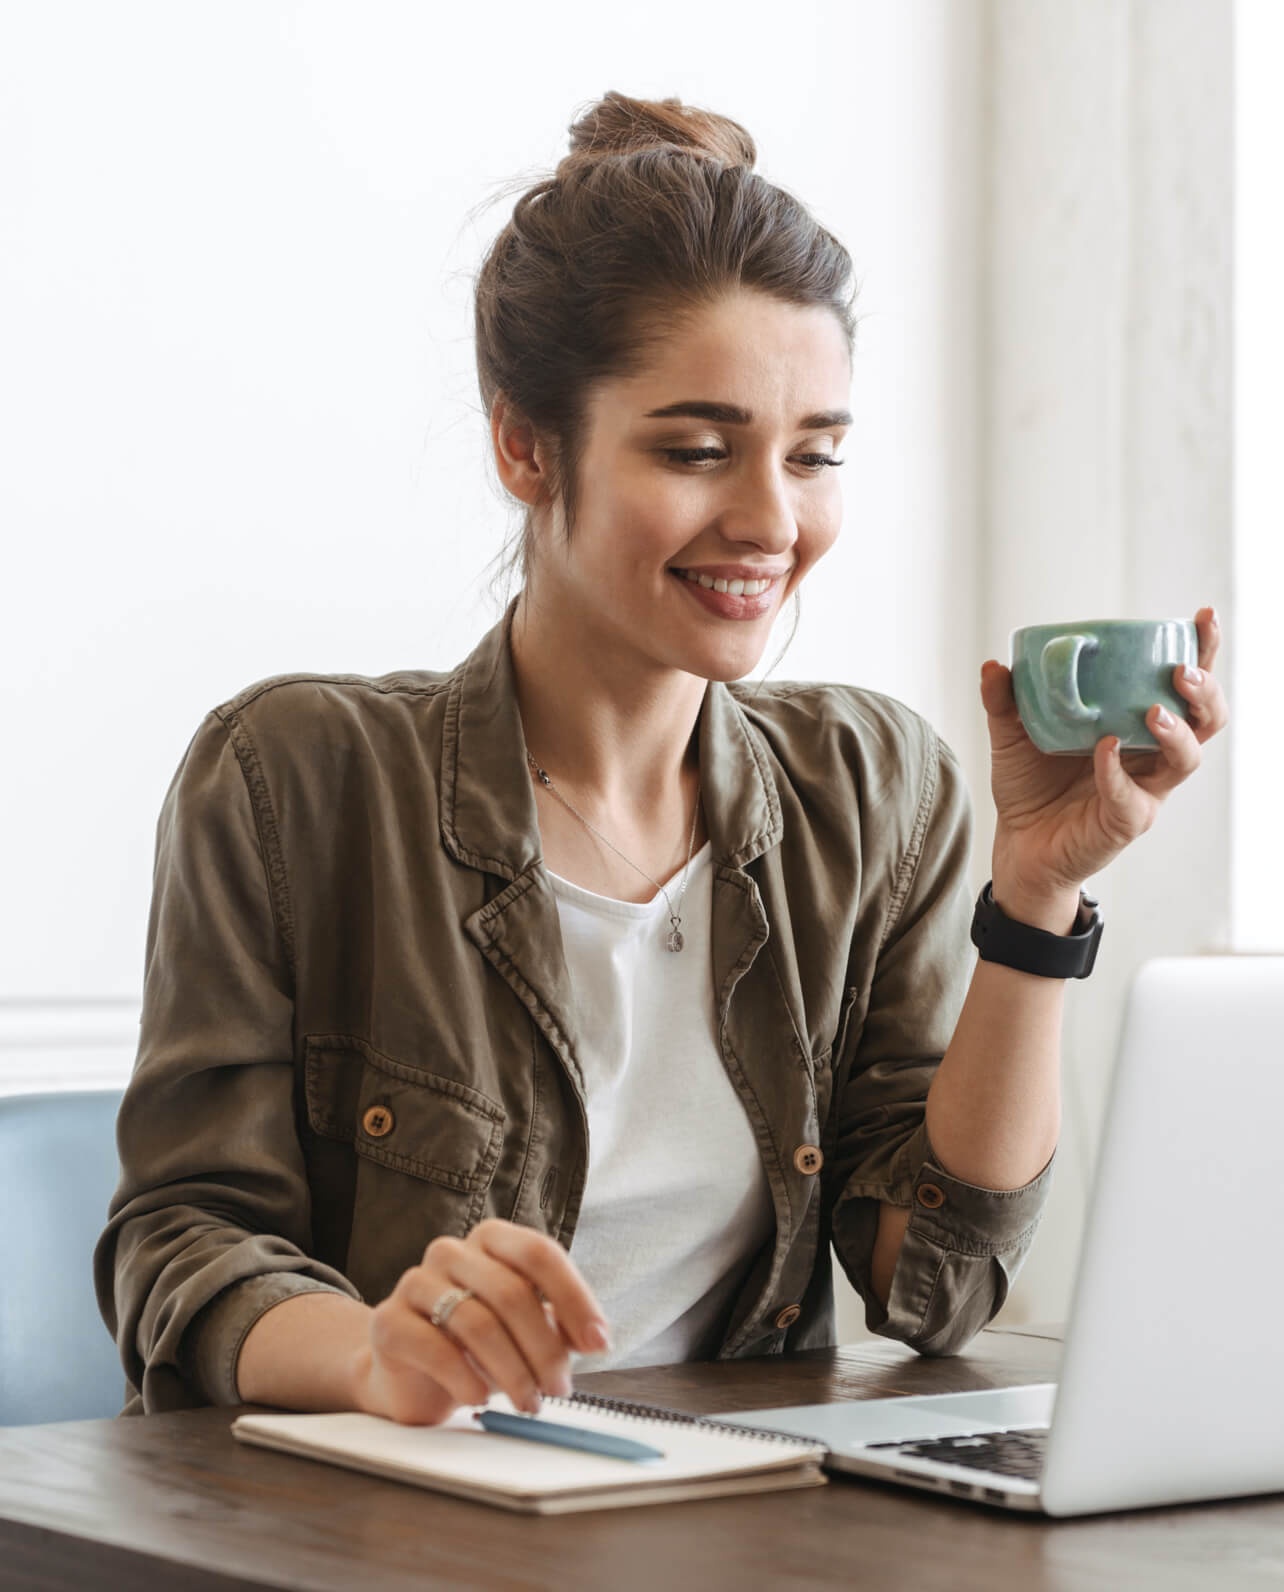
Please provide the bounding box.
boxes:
[677,570,772,597]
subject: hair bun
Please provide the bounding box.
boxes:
[565,91,756,171]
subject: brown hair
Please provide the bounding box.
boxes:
[474,91,858,592]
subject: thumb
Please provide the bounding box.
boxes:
[980,660,1027,749]
[1092,735,1144,838]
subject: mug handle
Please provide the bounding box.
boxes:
[1040,634,1101,725]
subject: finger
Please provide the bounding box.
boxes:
[447,1246,576,1401]
[1131,702,1202,796]
[370,1289,491,1410]
[1171,663,1229,743]
[403,1268,547,1414]
[470,1220,610,1355]
[1195,605,1221,672]
[1092,735,1149,840]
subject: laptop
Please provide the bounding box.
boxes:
[731,956,1284,1515]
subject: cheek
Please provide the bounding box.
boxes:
[612,483,699,565]
[799,496,843,567]
[572,494,680,590]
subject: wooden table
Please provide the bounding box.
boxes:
[0,1326,1281,1591]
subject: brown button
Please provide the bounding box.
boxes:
[774,1304,802,1330]
[916,1182,946,1210]
[793,1144,824,1175]
[362,1104,394,1138]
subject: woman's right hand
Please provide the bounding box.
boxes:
[349,1219,611,1425]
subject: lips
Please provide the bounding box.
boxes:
[669,567,781,621]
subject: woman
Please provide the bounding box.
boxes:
[96,92,1227,1422]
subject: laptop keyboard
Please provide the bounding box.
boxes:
[866,1428,1048,1480]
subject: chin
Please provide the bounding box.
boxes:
[708,660,764,685]
[681,644,769,685]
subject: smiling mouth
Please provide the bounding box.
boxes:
[669,569,774,597]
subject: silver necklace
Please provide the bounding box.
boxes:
[526,753,702,952]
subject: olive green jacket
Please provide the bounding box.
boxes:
[95,607,1053,1415]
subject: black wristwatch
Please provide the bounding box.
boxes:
[970,881,1103,979]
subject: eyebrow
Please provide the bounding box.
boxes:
[643,400,853,429]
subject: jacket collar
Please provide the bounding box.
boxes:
[439,600,783,880]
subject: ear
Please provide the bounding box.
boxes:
[491,396,551,508]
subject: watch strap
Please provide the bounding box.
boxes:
[970,881,1103,979]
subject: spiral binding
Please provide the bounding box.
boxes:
[548,1390,821,1450]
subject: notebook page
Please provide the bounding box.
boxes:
[234,1393,824,1502]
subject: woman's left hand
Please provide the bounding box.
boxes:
[981,605,1229,919]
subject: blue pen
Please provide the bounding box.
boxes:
[474,1408,665,1463]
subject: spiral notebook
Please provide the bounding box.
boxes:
[232,1392,828,1514]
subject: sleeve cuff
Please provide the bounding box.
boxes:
[871,1141,1056,1355]
[907,1140,1056,1256]
[182,1274,357,1407]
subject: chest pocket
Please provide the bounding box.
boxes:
[304,1035,506,1249]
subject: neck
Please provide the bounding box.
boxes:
[509,587,706,812]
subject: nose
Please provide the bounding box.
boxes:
[715,458,799,556]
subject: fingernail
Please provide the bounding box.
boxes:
[585,1319,611,1352]
[1155,706,1175,729]
[1182,665,1202,685]
[552,1369,573,1398]
[525,1391,543,1415]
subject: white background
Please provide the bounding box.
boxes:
[2,4,985,1001]
[1234,0,1283,948]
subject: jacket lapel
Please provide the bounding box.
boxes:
[700,685,809,1297]
[438,606,589,1105]
[440,607,809,1285]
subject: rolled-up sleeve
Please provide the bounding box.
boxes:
[828,724,1054,1356]
[93,711,358,1414]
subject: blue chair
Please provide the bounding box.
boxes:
[0,1090,126,1424]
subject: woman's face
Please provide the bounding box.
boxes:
[526,288,852,684]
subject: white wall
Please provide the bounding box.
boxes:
[981,0,1233,1326]
[1234,0,1284,951]
[1,1,984,1006]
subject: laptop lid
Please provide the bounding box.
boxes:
[1040,954,1284,1514]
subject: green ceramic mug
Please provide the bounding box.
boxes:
[1010,617,1197,755]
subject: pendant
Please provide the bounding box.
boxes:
[667,927,684,953]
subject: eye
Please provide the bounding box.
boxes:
[661,447,845,471]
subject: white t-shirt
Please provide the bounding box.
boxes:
[548,842,775,1371]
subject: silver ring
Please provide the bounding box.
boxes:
[428,1286,474,1331]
